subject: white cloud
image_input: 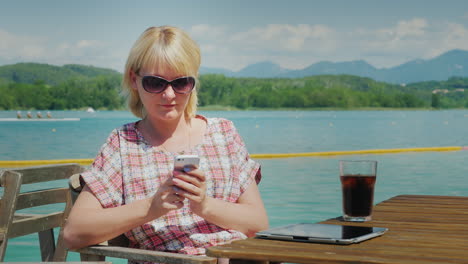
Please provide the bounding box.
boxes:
[55,40,104,58]
[323,18,468,68]
[191,19,464,70]
[190,24,227,39]
[425,22,468,59]
[229,24,336,52]
[357,18,429,53]
[190,24,338,70]
[0,29,47,60]
[76,39,102,49]
[394,18,428,38]
[0,28,121,69]
[2,17,468,72]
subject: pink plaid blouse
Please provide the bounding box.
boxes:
[81,115,261,255]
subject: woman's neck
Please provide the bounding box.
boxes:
[145,115,190,138]
[140,115,193,152]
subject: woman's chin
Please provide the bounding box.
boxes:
[150,109,183,121]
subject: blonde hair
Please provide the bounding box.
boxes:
[122,26,201,119]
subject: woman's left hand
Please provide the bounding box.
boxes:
[172,168,208,214]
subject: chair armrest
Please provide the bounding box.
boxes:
[72,245,217,264]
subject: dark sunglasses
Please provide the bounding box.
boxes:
[139,75,196,94]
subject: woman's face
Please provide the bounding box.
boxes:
[131,65,192,122]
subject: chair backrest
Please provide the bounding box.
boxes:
[0,163,85,262]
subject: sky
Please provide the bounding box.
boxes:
[1,0,467,72]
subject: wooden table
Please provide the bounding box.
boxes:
[206,195,468,264]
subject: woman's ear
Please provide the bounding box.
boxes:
[129,71,138,91]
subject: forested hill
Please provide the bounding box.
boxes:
[0,63,467,110]
[0,63,124,110]
[0,63,120,86]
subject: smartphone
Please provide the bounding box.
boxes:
[174,155,200,172]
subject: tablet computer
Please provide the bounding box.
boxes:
[255,223,388,245]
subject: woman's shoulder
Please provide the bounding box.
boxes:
[199,115,235,133]
[106,121,140,142]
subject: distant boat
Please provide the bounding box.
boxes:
[86,107,95,113]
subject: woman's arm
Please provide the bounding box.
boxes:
[173,169,269,237]
[199,180,269,237]
[63,179,183,249]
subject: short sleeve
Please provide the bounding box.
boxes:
[80,129,124,208]
[228,121,261,194]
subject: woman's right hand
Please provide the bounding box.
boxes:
[149,177,185,215]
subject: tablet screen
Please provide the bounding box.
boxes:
[256,223,387,244]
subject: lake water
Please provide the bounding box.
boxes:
[1,109,468,262]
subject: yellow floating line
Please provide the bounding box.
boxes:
[251,146,464,159]
[0,159,94,168]
[0,146,465,168]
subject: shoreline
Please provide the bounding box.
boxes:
[2,106,468,112]
[197,106,464,111]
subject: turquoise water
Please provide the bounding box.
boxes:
[1,110,468,262]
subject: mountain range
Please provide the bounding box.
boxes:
[1,49,467,86]
[200,49,468,84]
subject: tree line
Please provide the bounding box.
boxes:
[0,75,124,110]
[1,64,467,110]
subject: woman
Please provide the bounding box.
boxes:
[63,26,269,257]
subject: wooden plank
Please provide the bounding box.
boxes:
[375,204,468,213]
[0,171,22,262]
[9,212,63,238]
[371,212,467,224]
[209,235,468,264]
[379,200,468,209]
[2,262,112,264]
[208,195,468,264]
[235,237,468,257]
[390,194,468,201]
[75,246,217,264]
[39,229,55,261]
[15,188,68,210]
[11,164,84,185]
[207,242,467,264]
[53,189,73,262]
[381,195,468,207]
[3,263,112,264]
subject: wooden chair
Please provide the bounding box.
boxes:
[0,163,85,262]
[68,173,218,264]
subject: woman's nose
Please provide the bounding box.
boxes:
[161,85,176,99]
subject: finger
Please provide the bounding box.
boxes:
[173,171,201,189]
[183,164,198,173]
[169,192,184,203]
[172,172,202,190]
[168,199,184,208]
[173,178,201,196]
[172,185,183,193]
[182,168,206,182]
[174,175,203,189]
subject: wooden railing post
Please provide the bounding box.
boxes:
[39,229,55,261]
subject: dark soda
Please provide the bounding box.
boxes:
[340,175,376,217]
